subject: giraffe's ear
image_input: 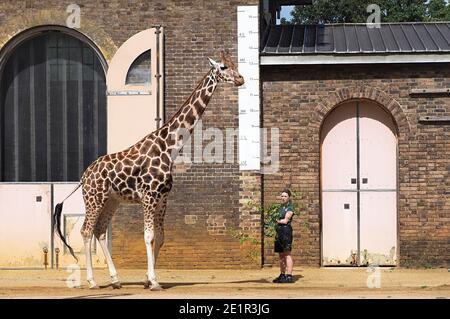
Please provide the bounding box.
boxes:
[208,57,219,69]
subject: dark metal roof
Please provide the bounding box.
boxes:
[261,23,450,54]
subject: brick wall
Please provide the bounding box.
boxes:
[0,0,260,269]
[103,0,260,268]
[1,1,447,269]
[262,63,449,267]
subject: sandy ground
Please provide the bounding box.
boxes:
[0,267,448,299]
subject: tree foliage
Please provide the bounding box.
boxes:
[283,0,450,24]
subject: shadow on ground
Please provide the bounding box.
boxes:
[91,274,306,290]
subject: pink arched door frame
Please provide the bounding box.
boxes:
[321,100,398,266]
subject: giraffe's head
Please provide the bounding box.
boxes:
[208,50,245,87]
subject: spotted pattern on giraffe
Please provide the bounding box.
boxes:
[53,51,245,290]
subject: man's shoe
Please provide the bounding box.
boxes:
[272,273,286,283]
[280,275,294,283]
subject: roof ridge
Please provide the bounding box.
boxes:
[264,23,450,55]
[277,22,450,26]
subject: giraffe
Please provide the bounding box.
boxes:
[53,50,244,290]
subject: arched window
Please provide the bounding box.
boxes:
[0,31,107,182]
[125,50,151,86]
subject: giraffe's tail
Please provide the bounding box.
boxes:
[53,202,78,263]
[53,184,82,263]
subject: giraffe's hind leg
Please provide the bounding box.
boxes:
[81,195,109,289]
[94,197,121,289]
[81,209,100,289]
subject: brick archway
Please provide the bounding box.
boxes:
[309,86,411,138]
[0,9,118,63]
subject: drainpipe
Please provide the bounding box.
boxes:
[154,25,163,129]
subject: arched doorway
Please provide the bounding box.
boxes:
[0,28,107,182]
[321,100,398,266]
[0,26,163,269]
[0,27,108,268]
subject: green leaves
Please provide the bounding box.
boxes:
[247,191,302,238]
[286,0,450,24]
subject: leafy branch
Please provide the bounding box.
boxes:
[247,190,303,239]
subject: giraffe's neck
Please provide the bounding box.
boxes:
[163,68,219,154]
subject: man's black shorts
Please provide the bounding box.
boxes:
[274,224,293,253]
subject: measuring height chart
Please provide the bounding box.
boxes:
[237,5,260,171]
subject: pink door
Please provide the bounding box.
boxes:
[0,184,52,268]
[321,104,358,192]
[360,192,397,265]
[359,101,397,265]
[321,192,358,265]
[321,101,397,266]
[321,103,358,265]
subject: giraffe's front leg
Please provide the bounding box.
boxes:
[153,225,165,265]
[143,225,165,289]
[154,194,168,264]
[142,193,167,290]
[141,194,163,290]
[144,226,163,291]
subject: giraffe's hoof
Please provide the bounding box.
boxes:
[143,281,150,289]
[112,282,122,289]
[88,279,99,289]
[150,284,163,291]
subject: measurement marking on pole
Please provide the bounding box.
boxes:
[237,5,259,171]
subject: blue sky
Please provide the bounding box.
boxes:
[281,5,295,19]
[279,5,294,21]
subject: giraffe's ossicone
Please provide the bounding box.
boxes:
[53,50,244,290]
